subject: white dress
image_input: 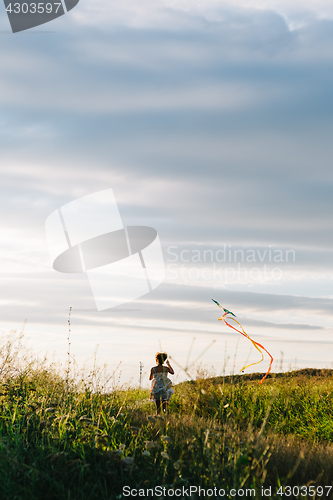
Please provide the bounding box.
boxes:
[149,371,174,402]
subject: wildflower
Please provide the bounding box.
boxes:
[142,451,150,457]
[111,449,123,456]
[121,457,134,466]
[161,452,169,459]
[129,426,140,434]
[174,460,181,470]
[145,441,158,450]
[161,436,172,443]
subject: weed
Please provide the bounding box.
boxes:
[0,333,332,499]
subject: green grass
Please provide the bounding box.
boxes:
[0,349,333,500]
[174,369,333,441]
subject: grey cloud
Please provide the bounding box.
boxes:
[1,271,331,327]
[145,283,333,317]
[1,4,333,369]
[239,317,323,330]
[1,10,333,254]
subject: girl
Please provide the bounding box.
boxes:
[149,352,174,414]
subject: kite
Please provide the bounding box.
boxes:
[212,299,273,384]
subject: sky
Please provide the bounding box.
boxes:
[0,0,333,387]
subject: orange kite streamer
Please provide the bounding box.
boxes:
[212,299,273,384]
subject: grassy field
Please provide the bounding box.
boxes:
[0,334,333,499]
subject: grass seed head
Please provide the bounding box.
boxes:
[145,441,159,450]
[121,457,134,466]
[129,426,140,434]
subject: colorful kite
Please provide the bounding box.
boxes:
[212,299,273,384]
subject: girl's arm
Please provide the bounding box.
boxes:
[149,368,154,380]
[166,360,174,375]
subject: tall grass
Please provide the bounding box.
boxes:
[0,332,332,499]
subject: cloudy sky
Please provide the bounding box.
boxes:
[1,0,333,386]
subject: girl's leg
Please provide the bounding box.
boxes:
[155,399,161,414]
[162,400,168,414]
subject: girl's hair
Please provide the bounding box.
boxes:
[155,352,167,365]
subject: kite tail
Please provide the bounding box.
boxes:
[219,316,273,383]
[252,341,273,384]
[221,317,264,370]
[230,317,273,383]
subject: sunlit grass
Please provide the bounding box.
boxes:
[0,332,332,499]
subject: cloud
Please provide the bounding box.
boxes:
[1,1,333,378]
[67,0,333,31]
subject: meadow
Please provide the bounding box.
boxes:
[0,331,333,499]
